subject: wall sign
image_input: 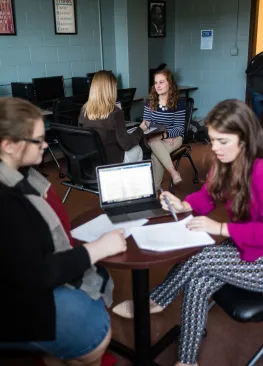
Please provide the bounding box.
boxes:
[53,0,77,35]
[0,0,16,35]
[200,30,213,50]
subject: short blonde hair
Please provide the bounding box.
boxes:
[83,70,117,120]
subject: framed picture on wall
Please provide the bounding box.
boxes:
[0,0,16,35]
[53,0,77,35]
[148,1,166,38]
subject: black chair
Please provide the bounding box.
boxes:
[51,124,107,203]
[209,284,263,366]
[52,96,83,126]
[117,88,136,121]
[44,97,84,179]
[169,97,199,191]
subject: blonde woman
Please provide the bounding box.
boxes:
[78,70,148,163]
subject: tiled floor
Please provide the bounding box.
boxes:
[2,143,263,366]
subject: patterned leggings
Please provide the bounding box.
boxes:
[150,239,263,364]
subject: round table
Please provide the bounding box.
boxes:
[72,208,207,366]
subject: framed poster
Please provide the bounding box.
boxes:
[53,0,77,35]
[0,0,16,35]
[148,1,166,38]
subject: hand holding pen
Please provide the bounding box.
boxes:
[139,120,151,131]
[160,189,178,221]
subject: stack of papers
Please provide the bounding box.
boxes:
[143,127,157,134]
[130,215,215,252]
[127,126,157,134]
[71,214,148,242]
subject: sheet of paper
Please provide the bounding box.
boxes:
[71,214,148,242]
[127,126,157,135]
[130,215,215,252]
[127,127,137,134]
[144,127,157,135]
[200,29,213,50]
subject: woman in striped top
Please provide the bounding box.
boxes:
[144,69,186,189]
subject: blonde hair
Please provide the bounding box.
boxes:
[83,70,117,120]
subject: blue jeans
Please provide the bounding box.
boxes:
[248,88,263,120]
[0,287,110,360]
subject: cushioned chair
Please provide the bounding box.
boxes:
[210,284,263,366]
[117,88,136,121]
[52,96,83,126]
[169,97,199,191]
[43,97,84,179]
[51,124,107,203]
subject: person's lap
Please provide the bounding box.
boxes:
[0,286,110,360]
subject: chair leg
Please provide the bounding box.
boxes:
[208,300,216,312]
[246,345,263,366]
[62,187,72,204]
[48,145,65,178]
[185,153,199,183]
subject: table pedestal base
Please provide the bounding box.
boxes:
[110,269,181,366]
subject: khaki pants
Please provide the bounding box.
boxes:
[148,136,183,189]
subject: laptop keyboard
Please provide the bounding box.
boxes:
[105,201,161,216]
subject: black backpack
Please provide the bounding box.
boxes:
[246,52,263,94]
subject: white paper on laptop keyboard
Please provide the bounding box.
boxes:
[130,215,215,252]
[71,214,148,242]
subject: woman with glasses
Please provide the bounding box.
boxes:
[78,70,148,164]
[0,97,127,366]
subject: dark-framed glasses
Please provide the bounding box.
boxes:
[23,136,46,149]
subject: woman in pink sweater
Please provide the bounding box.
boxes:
[113,99,263,366]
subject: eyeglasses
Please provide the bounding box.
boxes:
[23,136,46,149]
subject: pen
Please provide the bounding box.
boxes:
[144,121,151,130]
[160,188,178,221]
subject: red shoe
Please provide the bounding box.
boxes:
[101,352,118,366]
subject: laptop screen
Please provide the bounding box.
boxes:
[96,161,155,206]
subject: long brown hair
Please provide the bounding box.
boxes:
[148,69,179,110]
[205,99,263,221]
[83,70,117,120]
[0,97,42,144]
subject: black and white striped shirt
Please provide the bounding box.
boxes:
[143,99,186,138]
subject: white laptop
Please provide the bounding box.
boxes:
[96,160,169,223]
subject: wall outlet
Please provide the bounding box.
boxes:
[230,47,239,56]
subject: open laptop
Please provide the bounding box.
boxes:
[96,160,170,223]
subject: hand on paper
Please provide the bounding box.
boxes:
[85,229,127,264]
[186,216,221,235]
[160,191,184,212]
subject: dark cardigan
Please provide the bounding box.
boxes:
[78,107,143,164]
[0,185,91,341]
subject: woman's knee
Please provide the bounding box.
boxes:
[68,327,112,365]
